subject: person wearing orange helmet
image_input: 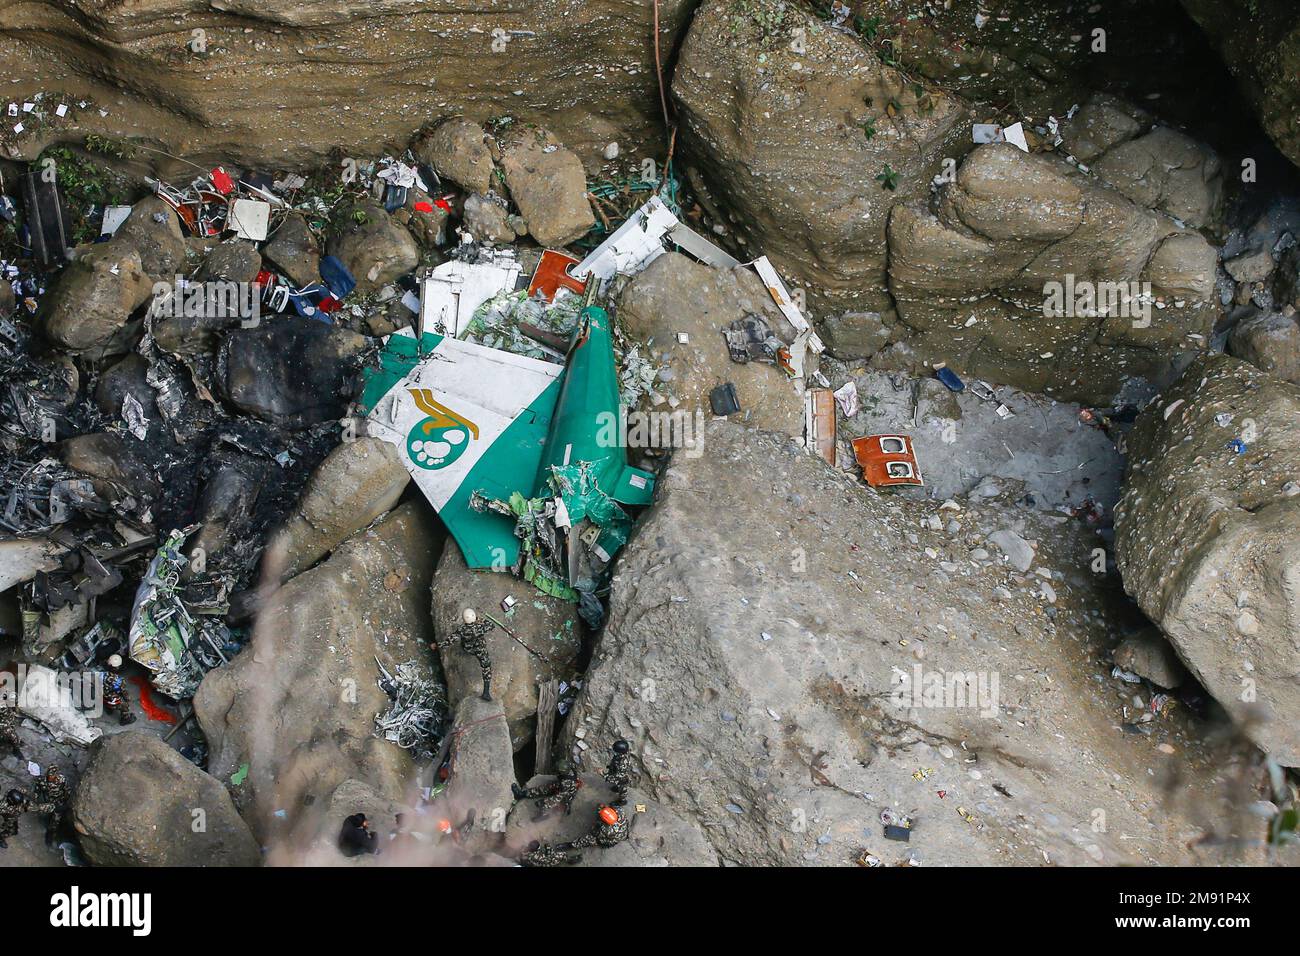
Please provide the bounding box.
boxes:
[559,804,629,852]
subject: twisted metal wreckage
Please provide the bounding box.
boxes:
[4,180,819,750]
[127,526,236,700]
[361,196,823,626]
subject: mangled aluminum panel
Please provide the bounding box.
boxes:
[419,251,522,338]
[14,664,102,746]
[127,526,232,700]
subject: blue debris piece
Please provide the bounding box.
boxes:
[319,255,356,300]
[935,366,965,392]
[288,285,333,323]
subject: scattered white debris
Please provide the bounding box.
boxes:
[833,380,859,417]
[1002,122,1029,152]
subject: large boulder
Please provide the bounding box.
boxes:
[70,732,261,866]
[42,244,151,352]
[1115,353,1300,765]
[261,213,321,288]
[615,252,804,440]
[1060,94,1148,165]
[394,188,450,249]
[1228,311,1300,384]
[194,502,438,842]
[152,303,248,358]
[462,193,518,244]
[435,693,516,855]
[820,310,892,361]
[431,546,582,750]
[185,457,263,578]
[672,0,966,314]
[198,239,262,284]
[94,354,155,419]
[152,266,262,358]
[1112,628,1189,690]
[111,196,187,281]
[498,128,594,248]
[328,203,419,294]
[1086,125,1224,229]
[415,118,495,195]
[59,432,161,499]
[563,420,1247,865]
[886,143,1219,403]
[262,437,412,582]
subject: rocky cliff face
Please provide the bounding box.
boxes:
[1115,353,1300,766]
[0,0,694,169]
[561,421,1256,866]
[9,0,1262,409]
[673,0,968,317]
[673,1,1227,402]
[1180,0,1300,169]
[886,139,1220,403]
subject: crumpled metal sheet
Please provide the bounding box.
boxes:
[0,458,105,534]
[127,526,232,700]
[419,250,522,338]
[15,664,102,747]
[472,460,633,619]
[617,345,659,407]
[374,658,448,756]
[121,393,149,440]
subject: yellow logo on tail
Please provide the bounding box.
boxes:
[406,389,479,470]
[409,389,479,438]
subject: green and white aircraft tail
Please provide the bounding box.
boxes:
[359,304,655,599]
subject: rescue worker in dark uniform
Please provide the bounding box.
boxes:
[560,805,630,852]
[518,839,581,867]
[102,655,136,725]
[435,609,494,702]
[511,767,581,819]
[0,788,30,850]
[0,689,23,759]
[32,766,70,847]
[338,812,380,857]
[603,738,635,806]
